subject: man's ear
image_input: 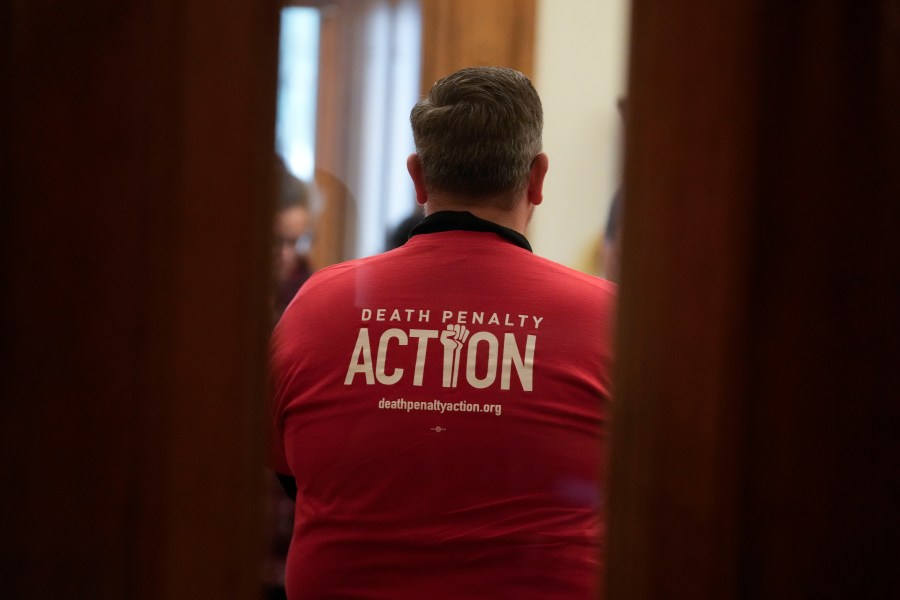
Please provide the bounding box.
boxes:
[407,154,428,205]
[527,153,549,206]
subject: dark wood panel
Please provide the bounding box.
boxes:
[0,1,280,598]
[607,1,900,598]
[606,1,761,596]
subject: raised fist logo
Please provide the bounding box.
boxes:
[440,324,470,387]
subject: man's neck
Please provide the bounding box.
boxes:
[424,195,532,235]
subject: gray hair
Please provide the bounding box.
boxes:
[410,66,543,205]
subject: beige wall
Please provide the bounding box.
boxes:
[530,0,631,272]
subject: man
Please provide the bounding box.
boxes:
[270,66,616,599]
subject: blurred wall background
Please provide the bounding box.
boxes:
[531,0,631,272]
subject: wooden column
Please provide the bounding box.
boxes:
[311,1,355,268]
[608,1,899,598]
[420,0,536,88]
[0,1,279,598]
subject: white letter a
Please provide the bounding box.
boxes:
[345,328,375,384]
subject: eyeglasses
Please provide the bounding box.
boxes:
[276,232,314,255]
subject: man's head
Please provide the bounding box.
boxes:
[409,66,544,210]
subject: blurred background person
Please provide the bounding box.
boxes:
[599,187,622,282]
[384,206,425,251]
[273,157,317,319]
[596,96,627,282]
[266,156,319,600]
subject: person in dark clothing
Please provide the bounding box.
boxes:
[385,209,425,250]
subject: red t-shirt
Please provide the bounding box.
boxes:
[271,213,616,599]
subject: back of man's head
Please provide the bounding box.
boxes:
[410,66,543,207]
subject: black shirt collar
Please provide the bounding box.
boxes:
[407,210,533,252]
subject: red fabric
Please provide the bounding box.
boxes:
[271,229,616,599]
